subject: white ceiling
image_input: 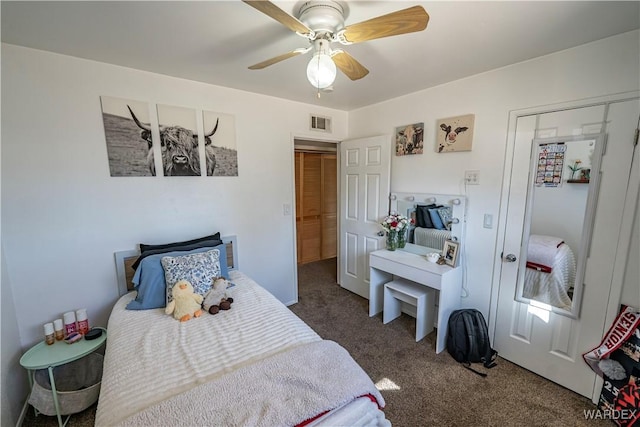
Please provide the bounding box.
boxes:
[2,1,638,111]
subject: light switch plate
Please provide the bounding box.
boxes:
[465,170,480,185]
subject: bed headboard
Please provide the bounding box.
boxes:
[390,192,466,244]
[114,235,238,297]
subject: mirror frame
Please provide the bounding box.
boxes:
[514,134,606,318]
[390,192,467,248]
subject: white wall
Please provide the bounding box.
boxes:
[1,43,348,352]
[348,31,640,318]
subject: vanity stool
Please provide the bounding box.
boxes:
[383,277,436,342]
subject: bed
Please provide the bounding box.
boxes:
[96,235,388,427]
[522,234,576,310]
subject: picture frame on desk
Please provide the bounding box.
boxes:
[443,239,459,267]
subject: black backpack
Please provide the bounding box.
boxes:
[446,309,498,377]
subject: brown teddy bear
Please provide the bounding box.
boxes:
[202,277,234,314]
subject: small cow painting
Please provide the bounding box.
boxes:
[203,110,238,176]
[436,114,475,153]
[395,122,424,156]
[100,96,154,177]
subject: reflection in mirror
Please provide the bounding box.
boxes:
[390,193,466,254]
[516,135,604,318]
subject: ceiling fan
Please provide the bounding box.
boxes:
[243,1,429,92]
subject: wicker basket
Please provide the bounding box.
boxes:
[28,353,103,416]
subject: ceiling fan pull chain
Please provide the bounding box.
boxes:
[316,53,322,98]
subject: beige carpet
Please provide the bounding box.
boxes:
[289,258,610,427]
[22,257,609,427]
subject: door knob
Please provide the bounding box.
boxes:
[503,253,517,262]
[377,231,385,237]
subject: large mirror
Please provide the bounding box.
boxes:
[515,134,605,318]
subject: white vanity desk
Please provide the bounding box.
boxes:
[369,243,463,354]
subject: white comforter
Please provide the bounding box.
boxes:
[96,271,387,427]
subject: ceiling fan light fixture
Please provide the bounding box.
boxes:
[306,52,336,89]
[244,1,428,90]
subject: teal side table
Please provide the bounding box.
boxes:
[20,327,107,427]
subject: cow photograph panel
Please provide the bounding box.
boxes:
[203,110,238,176]
[436,114,475,153]
[156,104,201,176]
[100,96,154,177]
[395,122,424,156]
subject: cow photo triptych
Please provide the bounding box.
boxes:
[100,96,238,177]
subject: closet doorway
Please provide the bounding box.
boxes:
[294,139,338,266]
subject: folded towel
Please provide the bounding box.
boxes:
[530,234,564,248]
[527,234,564,272]
[307,396,391,427]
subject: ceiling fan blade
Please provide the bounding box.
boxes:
[338,5,429,44]
[243,1,312,36]
[332,50,369,81]
[248,48,310,70]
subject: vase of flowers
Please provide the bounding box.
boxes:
[381,213,411,251]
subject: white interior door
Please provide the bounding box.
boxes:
[494,98,639,399]
[339,135,391,298]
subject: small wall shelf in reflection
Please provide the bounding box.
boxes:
[567,179,590,184]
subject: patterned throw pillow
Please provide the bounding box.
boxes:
[436,206,453,230]
[161,248,222,303]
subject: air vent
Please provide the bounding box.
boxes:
[310,114,332,132]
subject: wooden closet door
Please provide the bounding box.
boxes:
[295,152,302,263]
[295,151,337,264]
[300,153,322,263]
[321,154,337,259]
